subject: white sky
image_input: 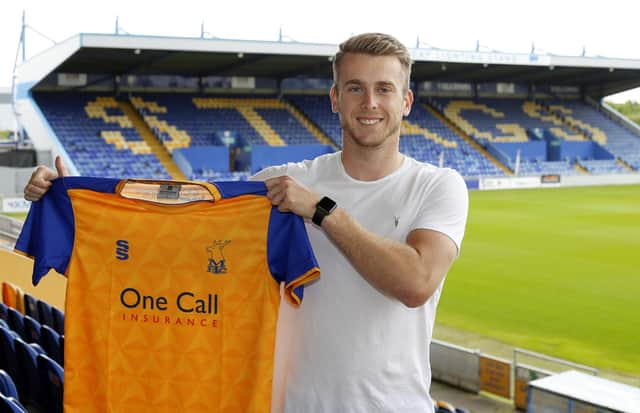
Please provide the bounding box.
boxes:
[2,0,640,102]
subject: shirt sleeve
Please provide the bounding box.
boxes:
[250,164,290,181]
[412,168,469,254]
[14,179,75,285]
[266,207,320,306]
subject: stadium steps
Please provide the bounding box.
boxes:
[118,102,187,180]
[235,107,286,146]
[574,163,589,174]
[422,103,513,175]
[617,158,636,171]
[281,102,336,147]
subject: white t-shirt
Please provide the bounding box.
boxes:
[253,151,469,413]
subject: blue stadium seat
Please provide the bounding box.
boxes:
[0,394,27,413]
[13,339,45,410]
[36,301,54,331]
[0,329,17,388]
[51,307,64,336]
[21,316,41,345]
[39,326,63,366]
[0,304,7,324]
[22,295,38,322]
[0,371,18,399]
[5,310,23,345]
[36,354,63,413]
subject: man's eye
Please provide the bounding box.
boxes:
[347,86,362,92]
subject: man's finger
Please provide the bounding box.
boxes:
[267,188,286,206]
[24,182,51,201]
[55,156,69,177]
[30,165,58,182]
[264,176,285,190]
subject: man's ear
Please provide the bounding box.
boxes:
[403,89,414,117]
[330,85,339,114]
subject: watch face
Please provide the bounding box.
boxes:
[318,196,336,213]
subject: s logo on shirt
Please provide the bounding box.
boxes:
[116,240,129,260]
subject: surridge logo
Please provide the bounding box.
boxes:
[116,240,129,260]
[207,240,231,274]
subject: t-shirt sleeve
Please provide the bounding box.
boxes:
[266,207,320,306]
[413,169,469,254]
[14,179,75,285]
[250,164,290,181]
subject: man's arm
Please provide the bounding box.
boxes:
[265,176,460,308]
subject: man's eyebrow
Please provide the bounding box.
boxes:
[343,79,397,87]
[375,81,396,88]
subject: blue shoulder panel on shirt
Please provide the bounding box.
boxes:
[15,177,120,285]
[62,176,120,192]
[266,207,318,301]
[15,179,73,285]
[213,181,267,199]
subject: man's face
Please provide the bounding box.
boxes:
[330,53,413,150]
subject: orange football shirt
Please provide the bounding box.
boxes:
[16,177,319,413]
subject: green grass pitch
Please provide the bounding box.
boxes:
[439,184,640,376]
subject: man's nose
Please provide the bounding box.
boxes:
[361,88,378,110]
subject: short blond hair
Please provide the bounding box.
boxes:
[332,33,412,92]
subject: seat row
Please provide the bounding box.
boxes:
[0,325,63,413]
[2,282,64,336]
[1,281,64,412]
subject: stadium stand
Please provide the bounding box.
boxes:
[32,89,640,182]
[546,99,640,170]
[0,287,65,413]
[0,277,66,412]
[578,159,628,174]
[403,102,505,177]
[22,88,640,181]
[285,94,342,146]
[128,93,338,179]
[34,92,170,179]
[425,97,640,176]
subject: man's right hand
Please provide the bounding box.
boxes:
[24,156,68,201]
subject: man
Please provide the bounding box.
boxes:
[25,33,468,412]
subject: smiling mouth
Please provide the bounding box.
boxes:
[357,117,383,125]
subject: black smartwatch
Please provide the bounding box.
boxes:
[312,196,337,227]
